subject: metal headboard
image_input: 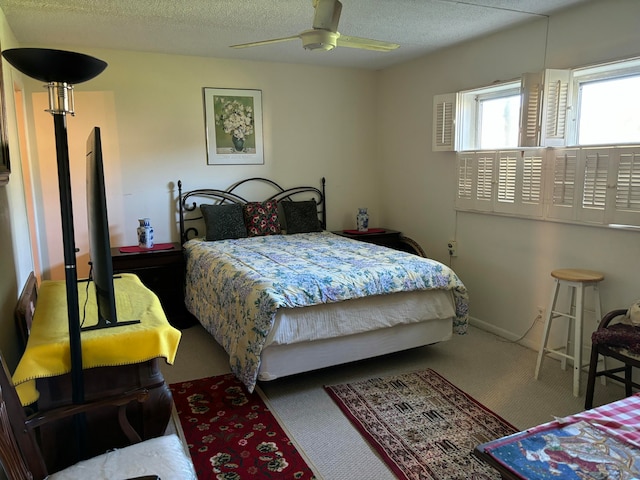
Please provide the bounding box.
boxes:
[178,177,326,243]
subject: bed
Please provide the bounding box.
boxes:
[178,177,468,392]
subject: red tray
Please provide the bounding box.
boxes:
[342,228,386,235]
[118,243,175,253]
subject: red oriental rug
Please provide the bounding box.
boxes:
[170,374,317,479]
[324,369,518,480]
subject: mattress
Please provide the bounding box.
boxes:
[184,231,468,391]
[266,289,455,345]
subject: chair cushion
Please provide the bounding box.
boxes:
[592,323,640,356]
[48,434,196,480]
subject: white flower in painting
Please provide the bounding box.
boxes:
[215,97,254,140]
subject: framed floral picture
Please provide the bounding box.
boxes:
[203,87,264,165]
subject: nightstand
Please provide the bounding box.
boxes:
[111,242,196,329]
[332,228,403,250]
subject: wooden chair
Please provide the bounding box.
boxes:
[14,271,37,351]
[585,308,640,409]
[0,348,196,479]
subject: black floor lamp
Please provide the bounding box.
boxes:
[1,48,107,408]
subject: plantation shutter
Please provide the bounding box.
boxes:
[455,151,495,212]
[455,152,475,210]
[579,148,610,224]
[519,72,544,147]
[546,148,578,221]
[541,69,571,147]
[433,93,456,151]
[611,147,640,226]
[493,149,545,217]
[454,146,640,228]
[475,151,495,212]
[520,149,545,217]
[496,152,517,209]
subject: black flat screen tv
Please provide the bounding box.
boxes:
[84,126,139,331]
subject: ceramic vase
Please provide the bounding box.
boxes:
[137,218,154,249]
[232,135,245,152]
[356,208,369,232]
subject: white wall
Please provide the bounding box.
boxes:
[378,0,640,349]
[16,0,640,352]
[23,51,382,279]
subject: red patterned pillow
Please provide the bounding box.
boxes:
[243,200,282,236]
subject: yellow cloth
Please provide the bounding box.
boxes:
[13,273,181,406]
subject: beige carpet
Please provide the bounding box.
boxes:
[160,324,626,480]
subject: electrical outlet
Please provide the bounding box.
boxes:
[536,306,545,320]
[447,241,457,257]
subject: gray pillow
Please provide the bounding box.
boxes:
[281,200,322,234]
[200,203,247,241]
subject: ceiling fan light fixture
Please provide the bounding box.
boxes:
[301,30,338,51]
[230,1,399,54]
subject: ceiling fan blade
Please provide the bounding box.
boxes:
[336,35,400,52]
[230,35,299,49]
[312,0,342,32]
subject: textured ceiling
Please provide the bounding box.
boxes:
[0,0,590,70]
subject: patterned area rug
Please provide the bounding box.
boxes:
[170,374,316,479]
[324,369,518,480]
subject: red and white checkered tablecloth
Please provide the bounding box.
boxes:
[529,393,640,449]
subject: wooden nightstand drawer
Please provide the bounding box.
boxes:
[331,229,427,257]
[332,228,402,249]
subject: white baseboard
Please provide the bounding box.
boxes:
[469,316,631,388]
[469,316,539,352]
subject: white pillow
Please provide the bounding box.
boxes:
[48,434,196,480]
[623,300,640,326]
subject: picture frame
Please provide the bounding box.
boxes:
[203,87,264,165]
[0,45,10,186]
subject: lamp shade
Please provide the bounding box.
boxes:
[2,48,107,83]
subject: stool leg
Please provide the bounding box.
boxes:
[562,285,577,371]
[573,284,585,397]
[535,279,559,380]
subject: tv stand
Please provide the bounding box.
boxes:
[81,318,140,332]
[11,274,181,473]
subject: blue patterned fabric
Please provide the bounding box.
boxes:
[184,231,468,392]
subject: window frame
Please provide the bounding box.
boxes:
[568,58,640,147]
[457,81,521,151]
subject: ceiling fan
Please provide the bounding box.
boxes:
[230,0,400,52]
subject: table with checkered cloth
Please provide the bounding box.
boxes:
[475,394,640,479]
[528,392,640,448]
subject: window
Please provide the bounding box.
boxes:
[456,82,521,151]
[478,94,520,149]
[435,58,640,152]
[571,59,640,146]
[444,57,640,229]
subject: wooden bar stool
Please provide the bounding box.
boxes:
[534,268,604,397]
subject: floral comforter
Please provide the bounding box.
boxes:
[183,231,468,392]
